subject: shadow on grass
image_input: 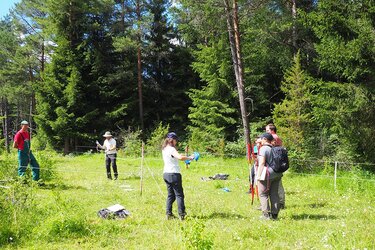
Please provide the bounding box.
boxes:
[119,175,141,180]
[291,213,338,220]
[308,202,327,208]
[285,202,327,209]
[193,212,246,220]
[285,191,298,195]
[38,183,87,190]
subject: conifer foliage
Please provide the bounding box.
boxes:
[0,0,374,164]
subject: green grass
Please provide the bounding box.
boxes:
[1,153,375,249]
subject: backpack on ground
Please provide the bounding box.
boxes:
[267,145,289,173]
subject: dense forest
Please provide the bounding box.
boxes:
[0,0,374,165]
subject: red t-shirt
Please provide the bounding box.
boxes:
[271,133,283,146]
[14,130,30,150]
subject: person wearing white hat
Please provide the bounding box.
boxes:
[96,131,118,180]
[13,120,40,181]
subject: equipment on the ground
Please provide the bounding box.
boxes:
[98,204,130,219]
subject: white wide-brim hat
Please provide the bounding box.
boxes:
[103,131,112,137]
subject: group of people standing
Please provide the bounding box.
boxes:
[253,123,285,220]
[12,120,119,182]
[13,119,284,221]
[160,123,286,221]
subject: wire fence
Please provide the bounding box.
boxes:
[1,152,375,192]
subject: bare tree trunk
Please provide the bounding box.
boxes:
[4,100,9,153]
[224,0,251,159]
[41,40,45,73]
[137,0,144,134]
[1,97,10,153]
[64,137,69,155]
[291,0,297,53]
[28,66,35,140]
[120,1,125,32]
[29,98,33,141]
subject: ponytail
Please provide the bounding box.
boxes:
[162,138,174,149]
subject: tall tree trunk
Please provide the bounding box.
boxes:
[1,97,10,153]
[137,0,144,135]
[29,66,35,140]
[120,1,125,32]
[224,0,251,159]
[4,100,9,153]
[291,0,297,53]
[64,137,69,155]
[41,40,45,73]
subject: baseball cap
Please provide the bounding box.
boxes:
[260,133,274,141]
[166,132,178,140]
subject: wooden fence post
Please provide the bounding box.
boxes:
[140,142,144,196]
[334,161,338,191]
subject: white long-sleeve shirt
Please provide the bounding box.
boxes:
[103,138,117,155]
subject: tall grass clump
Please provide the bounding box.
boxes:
[0,180,38,247]
[181,219,214,250]
[0,153,17,180]
[33,151,59,181]
[35,190,92,241]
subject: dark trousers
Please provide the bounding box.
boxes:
[163,173,185,216]
[259,176,281,216]
[105,154,118,179]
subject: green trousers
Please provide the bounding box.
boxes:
[17,141,40,181]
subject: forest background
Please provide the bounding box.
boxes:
[0,0,374,167]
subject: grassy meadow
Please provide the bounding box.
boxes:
[1,152,375,249]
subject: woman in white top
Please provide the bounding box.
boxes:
[162,132,194,220]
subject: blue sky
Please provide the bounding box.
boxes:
[0,0,21,18]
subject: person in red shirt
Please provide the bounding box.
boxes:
[266,123,285,209]
[266,124,283,146]
[13,120,40,181]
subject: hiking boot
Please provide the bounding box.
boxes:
[166,214,176,220]
[259,213,270,220]
[271,213,278,220]
[179,215,186,221]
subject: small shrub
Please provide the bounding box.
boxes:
[117,128,142,157]
[145,122,169,157]
[181,219,214,250]
[224,140,245,158]
[32,151,59,181]
[0,154,17,180]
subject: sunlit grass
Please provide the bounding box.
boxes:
[1,153,374,249]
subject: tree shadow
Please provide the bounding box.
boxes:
[38,183,87,190]
[291,213,338,220]
[285,202,327,209]
[120,175,140,180]
[193,212,246,220]
[285,191,298,195]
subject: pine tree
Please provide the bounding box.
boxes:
[273,52,312,154]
